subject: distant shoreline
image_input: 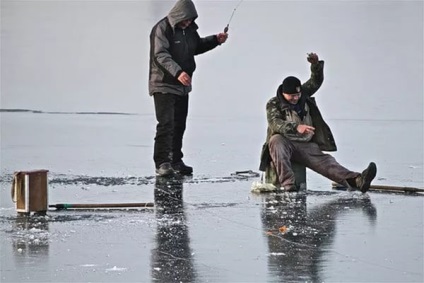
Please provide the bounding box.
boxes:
[1,109,422,122]
[0,109,137,115]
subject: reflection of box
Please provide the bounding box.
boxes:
[12,170,49,214]
[12,216,50,257]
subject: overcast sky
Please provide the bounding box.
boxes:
[1,0,423,121]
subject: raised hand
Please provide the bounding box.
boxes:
[217,32,228,44]
[307,53,319,64]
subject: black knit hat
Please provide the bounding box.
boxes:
[282,76,301,94]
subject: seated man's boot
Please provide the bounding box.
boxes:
[172,161,193,175]
[356,162,377,193]
[156,162,175,177]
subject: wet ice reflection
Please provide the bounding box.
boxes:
[261,192,377,282]
[11,215,50,256]
[151,176,197,282]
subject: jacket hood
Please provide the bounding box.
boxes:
[167,0,198,28]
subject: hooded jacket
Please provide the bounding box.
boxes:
[149,0,220,96]
[259,61,337,171]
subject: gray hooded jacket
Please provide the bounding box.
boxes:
[149,0,220,96]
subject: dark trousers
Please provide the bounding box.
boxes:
[268,134,359,187]
[153,93,189,168]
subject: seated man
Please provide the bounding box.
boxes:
[259,53,377,192]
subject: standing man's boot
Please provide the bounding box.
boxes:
[156,162,175,177]
[172,161,193,175]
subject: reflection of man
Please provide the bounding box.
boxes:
[259,53,377,192]
[261,193,376,282]
[151,176,197,282]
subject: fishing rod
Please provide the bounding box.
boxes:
[331,182,424,194]
[49,202,155,210]
[224,0,244,33]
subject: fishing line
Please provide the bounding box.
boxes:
[224,0,244,33]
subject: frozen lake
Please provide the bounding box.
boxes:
[0,112,423,282]
[1,0,423,282]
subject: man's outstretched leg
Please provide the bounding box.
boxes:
[293,142,377,193]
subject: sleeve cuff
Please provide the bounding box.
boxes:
[175,70,183,79]
[311,60,324,72]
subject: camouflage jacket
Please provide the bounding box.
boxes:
[259,61,337,171]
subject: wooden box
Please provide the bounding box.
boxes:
[12,170,49,214]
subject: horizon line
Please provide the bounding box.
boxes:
[0,108,422,122]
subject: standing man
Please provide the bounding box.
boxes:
[259,53,377,192]
[149,0,228,176]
